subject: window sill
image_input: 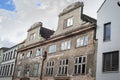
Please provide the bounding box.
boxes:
[73,73,85,76]
[60,49,70,52]
[75,45,88,49]
[103,39,111,42]
[63,25,73,29]
[44,75,53,77]
[102,71,119,74]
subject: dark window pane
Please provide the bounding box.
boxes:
[103,51,119,72]
[65,66,67,74]
[83,57,86,62]
[74,65,77,74]
[79,57,82,63]
[66,59,68,65]
[59,67,61,74]
[78,65,81,74]
[112,52,119,71]
[104,23,111,41]
[82,64,85,74]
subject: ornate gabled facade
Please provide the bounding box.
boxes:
[14,2,97,80]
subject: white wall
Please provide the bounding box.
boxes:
[96,0,120,80]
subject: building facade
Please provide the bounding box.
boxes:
[0,47,9,65]
[0,45,19,80]
[96,0,120,80]
[14,2,97,80]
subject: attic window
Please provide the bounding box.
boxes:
[29,33,36,41]
[64,17,73,28]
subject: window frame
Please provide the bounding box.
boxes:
[73,56,87,75]
[48,44,56,53]
[63,16,74,28]
[58,59,68,76]
[45,61,54,76]
[32,63,39,77]
[76,35,88,47]
[35,48,42,56]
[102,51,119,72]
[61,40,71,51]
[103,22,111,42]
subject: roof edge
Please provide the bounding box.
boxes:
[97,0,106,13]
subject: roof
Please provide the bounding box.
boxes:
[97,0,106,13]
[81,14,97,24]
[40,27,55,39]
[0,47,10,52]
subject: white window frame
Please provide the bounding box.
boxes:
[46,61,54,76]
[61,40,71,50]
[67,17,73,27]
[32,63,39,76]
[58,59,68,75]
[76,35,88,47]
[74,56,86,75]
[48,45,56,53]
[36,48,42,56]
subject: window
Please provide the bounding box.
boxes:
[76,35,88,47]
[36,48,42,56]
[74,56,86,75]
[10,51,13,59]
[64,17,73,28]
[104,22,111,41]
[19,53,24,60]
[58,59,68,75]
[61,41,71,50]
[103,51,119,72]
[46,61,54,76]
[10,64,14,76]
[48,45,56,53]
[13,50,17,59]
[29,33,36,41]
[7,65,10,76]
[33,63,39,76]
[27,51,32,58]
[17,65,22,77]
[24,64,30,77]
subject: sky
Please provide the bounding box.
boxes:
[0,0,104,48]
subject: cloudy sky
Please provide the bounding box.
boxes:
[0,0,104,48]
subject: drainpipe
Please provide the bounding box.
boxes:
[40,51,47,80]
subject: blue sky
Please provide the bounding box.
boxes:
[0,0,15,11]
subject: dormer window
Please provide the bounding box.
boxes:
[29,33,36,41]
[64,17,73,28]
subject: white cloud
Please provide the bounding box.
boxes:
[0,0,104,48]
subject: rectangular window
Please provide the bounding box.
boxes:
[10,64,14,76]
[103,51,119,72]
[46,61,54,76]
[48,45,56,53]
[67,17,73,27]
[58,59,68,75]
[17,65,22,77]
[61,41,71,50]
[64,17,73,28]
[36,48,42,56]
[104,22,111,41]
[24,64,30,77]
[29,33,36,41]
[27,51,32,58]
[74,56,86,75]
[19,53,24,60]
[33,63,39,76]
[76,35,88,47]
